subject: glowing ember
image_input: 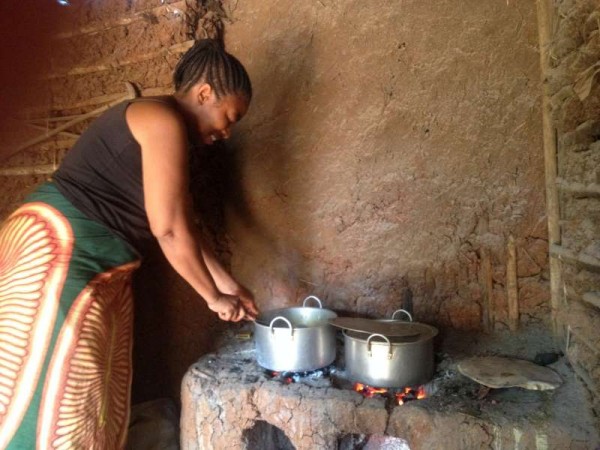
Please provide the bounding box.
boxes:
[395,386,426,405]
[354,382,388,398]
[354,383,427,405]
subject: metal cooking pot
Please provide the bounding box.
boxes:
[342,309,438,387]
[254,296,337,372]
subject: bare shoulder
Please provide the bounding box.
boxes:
[126,97,186,141]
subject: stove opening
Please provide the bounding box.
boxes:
[242,420,295,450]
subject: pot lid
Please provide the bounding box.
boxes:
[328,317,426,337]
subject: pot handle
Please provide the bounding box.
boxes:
[366,333,393,360]
[391,309,413,322]
[302,295,323,308]
[269,316,294,339]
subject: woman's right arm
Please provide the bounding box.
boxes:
[126,101,246,322]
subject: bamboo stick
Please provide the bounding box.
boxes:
[29,114,89,123]
[46,40,194,79]
[54,1,188,39]
[582,292,600,309]
[556,178,600,197]
[21,86,170,116]
[25,123,80,140]
[0,139,75,159]
[23,92,125,116]
[506,235,519,331]
[0,165,55,176]
[38,139,77,151]
[550,244,600,272]
[536,0,563,335]
[8,82,138,159]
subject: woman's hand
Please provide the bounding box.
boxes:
[207,294,246,322]
[193,235,259,321]
[234,285,259,321]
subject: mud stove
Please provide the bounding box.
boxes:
[180,330,598,450]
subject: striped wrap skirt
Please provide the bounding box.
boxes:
[0,182,140,449]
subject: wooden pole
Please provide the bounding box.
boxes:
[25,123,80,140]
[536,0,563,336]
[506,235,519,331]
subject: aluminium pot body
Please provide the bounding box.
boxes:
[254,296,337,372]
[343,321,438,388]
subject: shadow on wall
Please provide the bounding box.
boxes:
[131,241,228,404]
[222,35,320,304]
[132,140,232,405]
[0,1,69,160]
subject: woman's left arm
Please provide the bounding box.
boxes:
[198,238,259,319]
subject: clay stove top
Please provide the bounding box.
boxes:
[181,328,599,450]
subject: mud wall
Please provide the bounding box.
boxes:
[545,0,600,415]
[224,0,549,331]
[0,0,550,403]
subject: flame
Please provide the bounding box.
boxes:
[395,385,426,405]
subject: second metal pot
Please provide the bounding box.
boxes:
[343,311,438,387]
[254,296,337,372]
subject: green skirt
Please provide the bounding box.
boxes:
[0,182,140,449]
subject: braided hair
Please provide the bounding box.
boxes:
[173,39,252,101]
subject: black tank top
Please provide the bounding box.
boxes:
[53,97,175,255]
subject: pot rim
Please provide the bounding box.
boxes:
[255,306,337,327]
[343,324,438,344]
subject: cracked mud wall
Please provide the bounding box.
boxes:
[223,0,549,331]
[544,0,600,415]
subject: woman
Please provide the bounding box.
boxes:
[0,39,258,449]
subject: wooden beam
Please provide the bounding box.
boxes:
[536,0,563,335]
[506,235,519,331]
[556,177,600,198]
[550,244,600,273]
